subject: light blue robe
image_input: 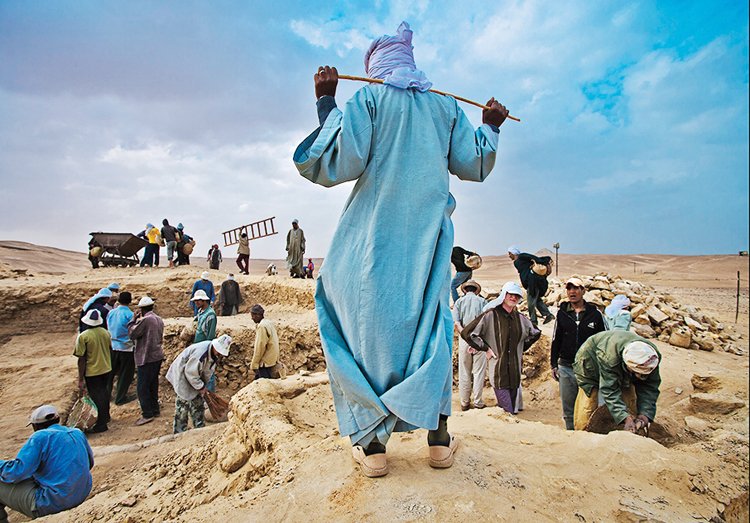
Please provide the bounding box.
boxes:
[293,85,498,446]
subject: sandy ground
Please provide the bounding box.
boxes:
[0,242,748,522]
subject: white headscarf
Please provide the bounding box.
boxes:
[507,245,521,256]
[201,271,210,280]
[364,21,432,92]
[483,281,524,312]
[605,294,631,317]
[622,341,659,374]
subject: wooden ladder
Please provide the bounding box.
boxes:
[222,216,278,246]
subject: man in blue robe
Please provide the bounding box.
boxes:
[293,22,509,477]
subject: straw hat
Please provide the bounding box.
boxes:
[461,279,482,294]
[137,296,155,307]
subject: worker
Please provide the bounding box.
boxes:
[573,330,662,433]
[250,304,279,379]
[0,405,94,521]
[166,335,232,433]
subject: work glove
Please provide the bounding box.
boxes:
[482,97,509,128]
[315,66,339,99]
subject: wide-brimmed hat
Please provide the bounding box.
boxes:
[191,290,210,302]
[461,280,482,294]
[28,405,59,426]
[137,296,155,307]
[81,309,104,327]
[211,334,232,357]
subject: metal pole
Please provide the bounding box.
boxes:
[736,271,740,323]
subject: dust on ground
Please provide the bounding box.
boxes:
[0,243,747,522]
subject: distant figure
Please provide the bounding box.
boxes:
[190,272,215,316]
[266,263,278,276]
[452,280,488,411]
[507,246,554,326]
[207,244,223,270]
[466,282,540,414]
[74,309,112,433]
[450,246,478,303]
[106,291,137,406]
[605,295,632,331]
[161,219,179,268]
[192,290,217,344]
[166,335,232,433]
[236,232,250,275]
[573,331,661,433]
[250,304,279,379]
[127,296,165,426]
[304,258,315,279]
[87,236,101,269]
[175,223,194,266]
[218,274,243,316]
[550,278,606,430]
[139,224,161,267]
[285,219,306,278]
[0,405,94,521]
[79,288,112,332]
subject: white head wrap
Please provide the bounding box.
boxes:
[622,341,659,375]
[483,281,524,312]
[507,245,521,256]
[364,21,432,92]
[605,294,631,317]
[201,271,210,280]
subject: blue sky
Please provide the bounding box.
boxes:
[0,1,747,258]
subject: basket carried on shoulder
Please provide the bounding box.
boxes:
[465,254,482,270]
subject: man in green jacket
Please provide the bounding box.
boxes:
[573,330,661,433]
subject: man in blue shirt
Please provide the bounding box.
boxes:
[0,405,94,520]
[107,291,136,405]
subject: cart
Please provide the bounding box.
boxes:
[89,232,148,267]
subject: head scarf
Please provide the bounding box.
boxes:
[83,288,113,312]
[507,246,521,256]
[177,223,184,230]
[364,21,432,92]
[622,341,659,375]
[108,282,120,291]
[605,294,631,317]
[483,281,524,312]
[201,271,210,280]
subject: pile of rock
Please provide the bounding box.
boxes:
[542,273,744,356]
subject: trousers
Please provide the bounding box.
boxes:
[458,339,487,407]
[173,396,205,433]
[558,364,578,430]
[137,360,162,418]
[0,478,37,522]
[85,372,111,430]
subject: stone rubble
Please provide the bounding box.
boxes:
[539,273,745,356]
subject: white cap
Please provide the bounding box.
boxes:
[81,309,104,327]
[28,405,59,426]
[565,277,585,288]
[137,296,155,307]
[191,289,210,301]
[211,334,232,356]
[201,271,210,280]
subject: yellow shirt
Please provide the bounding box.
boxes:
[251,318,279,370]
[147,227,161,244]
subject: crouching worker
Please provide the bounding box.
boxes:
[0,405,94,521]
[166,334,232,433]
[573,330,661,433]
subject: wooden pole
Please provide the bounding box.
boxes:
[338,74,521,122]
[736,271,740,323]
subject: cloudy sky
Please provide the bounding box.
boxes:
[1,1,747,258]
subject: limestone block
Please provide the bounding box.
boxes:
[647,305,669,324]
[684,316,706,332]
[668,329,692,348]
[691,374,721,392]
[631,304,647,319]
[633,324,656,338]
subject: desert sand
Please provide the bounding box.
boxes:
[0,241,747,522]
